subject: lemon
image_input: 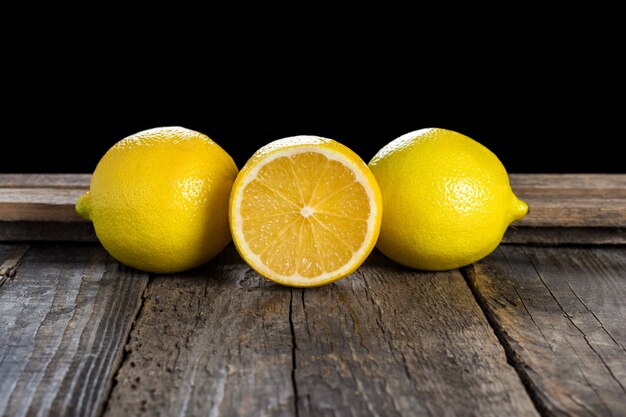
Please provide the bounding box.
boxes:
[76,126,238,273]
[368,128,528,271]
[229,136,382,287]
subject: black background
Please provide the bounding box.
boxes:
[0,91,626,173]
[2,70,622,174]
[3,12,623,175]
[3,112,622,174]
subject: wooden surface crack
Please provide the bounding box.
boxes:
[100,273,153,416]
[359,274,419,392]
[0,245,30,287]
[360,275,386,336]
[103,249,297,417]
[0,245,150,417]
[499,250,557,355]
[512,284,556,354]
[522,248,626,396]
[565,281,626,353]
[289,289,300,417]
[461,264,549,417]
[464,246,626,417]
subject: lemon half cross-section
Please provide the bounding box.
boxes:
[230,136,382,288]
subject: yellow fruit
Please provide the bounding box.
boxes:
[368,128,528,271]
[76,126,238,273]
[229,136,382,287]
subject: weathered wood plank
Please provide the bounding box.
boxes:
[465,246,626,417]
[291,251,538,417]
[509,173,626,190]
[107,248,538,417]
[509,174,626,238]
[0,174,91,188]
[0,188,86,222]
[0,174,94,240]
[104,246,295,417]
[1,174,625,243]
[513,200,626,228]
[507,174,626,244]
[0,244,149,417]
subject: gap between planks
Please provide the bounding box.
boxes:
[99,273,153,416]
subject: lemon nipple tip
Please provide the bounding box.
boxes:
[512,197,529,221]
[75,192,92,221]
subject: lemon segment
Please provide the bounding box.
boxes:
[230,136,382,287]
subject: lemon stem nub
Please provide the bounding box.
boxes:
[75,192,93,221]
[511,197,529,221]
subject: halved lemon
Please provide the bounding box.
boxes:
[229,136,382,287]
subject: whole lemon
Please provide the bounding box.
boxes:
[368,128,528,271]
[76,126,238,273]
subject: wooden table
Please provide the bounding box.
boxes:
[1,174,625,417]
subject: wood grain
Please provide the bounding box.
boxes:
[465,246,626,417]
[291,251,538,417]
[509,173,626,191]
[0,188,86,222]
[0,174,89,222]
[0,174,95,240]
[509,174,626,228]
[106,248,538,417]
[0,174,91,188]
[104,246,296,417]
[506,174,626,244]
[0,243,149,417]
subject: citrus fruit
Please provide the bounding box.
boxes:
[229,136,382,287]
[75,126,238,273]
[368,128,528,271]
